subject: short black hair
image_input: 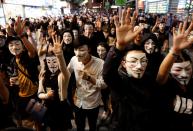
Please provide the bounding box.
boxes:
[73,35,91,49]
[62,29,74,41]
[141,33,159,46]
[6,36,23,45]
[175,50,192,63]
[97,42,110,52]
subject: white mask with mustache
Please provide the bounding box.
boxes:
[125,52,148,79]
[170,61,192,86]
[46,56,59,74]
[8,40,23,56]
[144,39,156,54]
[63,32,72,44]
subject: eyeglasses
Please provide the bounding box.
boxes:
[125,59,148,67]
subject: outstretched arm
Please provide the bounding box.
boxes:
[52,35,70,84]
[103,8,143,88]
[14,17,37,58]
[152,17,159,33]
[114,8,143,50]
[157,19,193,85]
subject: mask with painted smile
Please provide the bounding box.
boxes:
[170,61,192,86]
[63,32,72,44]
[74,45,90,63]
[8,40,24,56]
[124,51,148,79]
[97,45,107,59]
[46,56,59,74]
[144,39,156,54]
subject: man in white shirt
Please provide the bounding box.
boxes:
[67,35,107,131]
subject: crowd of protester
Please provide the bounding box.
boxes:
[0,8,193,131]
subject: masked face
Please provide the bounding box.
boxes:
[46,56,59,74]
[84,24,94,37]
[154,32,159,38]
[97,45,107,59]
[74,45,90,63]
[144,39,156,54]
[78,20,83,26]
[110,28,115,35]
[72,30,78,40]
[63,32,72,44]
[124,51,148,79]
[8,40,23,56]
[159,23,165,30]
[0,37,5,47]
[170,61,192,86]
[57,22,62,30]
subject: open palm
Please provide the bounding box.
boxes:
[114,8,143,49]
[14,17,26,36]
[172,20,193,53]
[52,35,63,55]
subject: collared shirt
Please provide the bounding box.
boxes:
[68,56,107,109]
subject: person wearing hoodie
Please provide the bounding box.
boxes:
[103,9,161,131]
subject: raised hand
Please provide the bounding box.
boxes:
[48,25,56,37]
[114,8,143,50]
[172,18,193,54]
[14,16,26,36]
[155,17,160,27]
[95,17,102,31]
[52,35,63,55]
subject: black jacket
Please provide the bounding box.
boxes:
[103,46,160,131]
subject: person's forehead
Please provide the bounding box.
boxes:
[63,32,72,36]
[145,39,155,43]
[85,24,93,28]
[173,61,191,68]
[76,44,89,50]
[97,45,106,50]
[73,30,78,33]
[9,40,22,44]
[46,56,57,60]
[159,23,165,26]
[126,51,146,59]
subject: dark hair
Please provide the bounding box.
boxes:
[97,42,110,52]
[73,35,91,49]
[5,36,23,45]
[61,29,74,41]
[141,33,159,46]
[84,22,94,28]
[0,29,6,36]
[175,50,192,63]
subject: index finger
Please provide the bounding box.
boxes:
[60,39,64,45]
[52,35,56,44]
[185,22,193,36]
[130,10,138,26]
